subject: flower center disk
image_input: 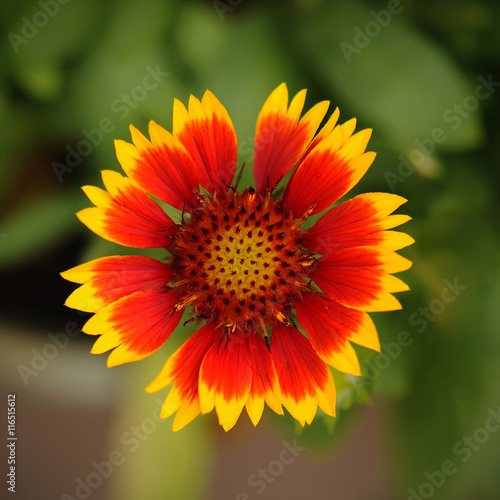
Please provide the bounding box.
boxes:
[169,188,315,336]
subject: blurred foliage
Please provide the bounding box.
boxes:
[2,0,500,499]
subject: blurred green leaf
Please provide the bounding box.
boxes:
[15,60,63,100]
[0,192,82,268]
[56,0,179,183]
[293,0,484,153]
[7,0,101,99]
[174,2,297,144]
[8,0,101,62]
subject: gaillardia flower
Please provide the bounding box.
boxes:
[62,83,413,431]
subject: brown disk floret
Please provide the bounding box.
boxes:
[168,187,317,342]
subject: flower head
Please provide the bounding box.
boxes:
[62,83,413,431]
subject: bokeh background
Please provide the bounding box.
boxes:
[1,0,500,499]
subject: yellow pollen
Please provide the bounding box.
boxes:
[168,187,316,336]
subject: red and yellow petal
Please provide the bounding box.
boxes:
[311,247,412,312]
[78,170,175,248]
[298,107,340,163]
[245,333,282,426]
[296,292,380,376]
[60,84,414,432]
[253,83,329,191]
[146,324,220,431]
[284,119,376,218]
[173,90,237,195]
[61,256,173,313]
[83,288,183,367]
[271,324,336,425]
[147,327,282,431]
[306,193,414,256]
[198,332,252,431]
[114,122,199,211]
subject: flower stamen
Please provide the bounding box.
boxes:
[168,187,314,341]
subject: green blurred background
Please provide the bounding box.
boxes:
[1,0,499,499]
